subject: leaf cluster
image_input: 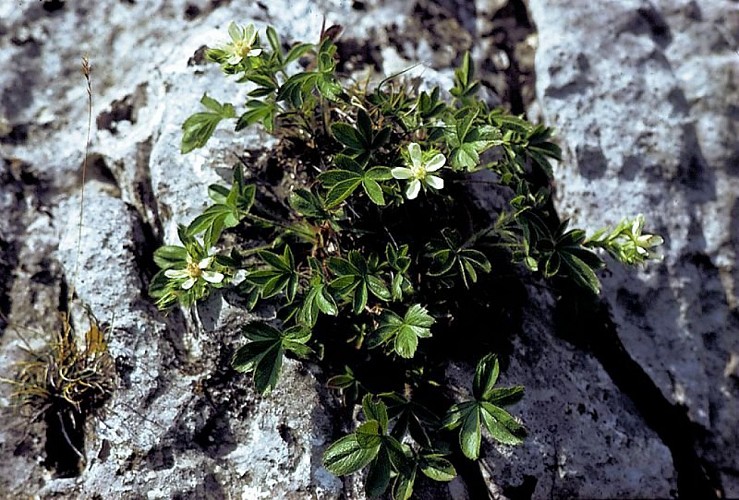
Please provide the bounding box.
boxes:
[149,22,664,499]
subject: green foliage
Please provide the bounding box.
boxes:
[149,22,664,499]
[232,322,311,394]
[181,94,236,154]
[443,354,525,459]
[367,304,434,359]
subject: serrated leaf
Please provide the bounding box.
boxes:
[420,456,457,482]
[331,122,365,150]
[356,421,383,449]
[153,245,188,269]
[362,178,385,205]
[487,386,525,406]
[181,94,235,153]
[460,406,482,460]
[473,353,500,401]
[480,402,525,445]
[365,451,392,498]
[394,326,419,359]
[392,467,416,500]
[362,394,389,433]
[368,304,434,358]
[323,435,379,476]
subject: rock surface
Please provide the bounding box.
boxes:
[0,0,736,498]
[529,0,739,496]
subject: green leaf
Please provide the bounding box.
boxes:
[562,252,601,294]
[323,434,379,476]
[473,353,500,401]
[459,405,482,460]
[181,94,235,153]
[392,467,416,500]
[236,99,277,133]
[252,342,283,394]
[233,322,310,394]
[247,246,299,301]
[265,26,281,60]
[362,394,389,434]
[368,304,434,358]
[316,285,339,315]
[395,327,419,359]
[331,122,365,150]
[365,450,392,498]
[362,178,385,205]
[285,42,314,64]
[153,245,188,269]
[419,455,457,482]
[289,188,327,218]
[353,282,368,314]
[486,386,525,407]
[480,402,525,445]
[356,420,383,449]
[427,229,491,287]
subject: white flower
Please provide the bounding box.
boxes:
[630,214,664,260]
[165,254,224,290]
[223,22,263,65]
[391,143,446,200]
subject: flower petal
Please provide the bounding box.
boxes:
[226,54,242,65]
[406,180,421,200]
[425,153,446,172]
[228,22,242,42]
[408,143,422,169]
[244,24,257,44]
[165,269,189,279]
[182,277,197,290]
[199,257,214,269]
[391,167,414,180]
[248,48,263,57]
[202,271,225,284]
[426,175,444,190]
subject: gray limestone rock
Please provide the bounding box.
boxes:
[1,0,737,498]
[529,0,739,495]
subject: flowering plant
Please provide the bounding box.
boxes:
[149,23,663,499]
[391,143,446,199]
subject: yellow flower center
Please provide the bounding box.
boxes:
[232,40,251,58]
[411,164,427,180]
[187,261,203,279]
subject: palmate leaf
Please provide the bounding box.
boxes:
[367,304,434,358]
[187,166,256,247]
[443,354,525,459]
[539,220,605,294]
[331,109,391,164]
[382,392,436,448]
[318,155,392,207]
[323,434,379,476]
[428,228,492,288]
[288,188,329,219]
[236,99,278,133]
[232,322,312,394]
[181,94,236,153]
[445,109,502,171]
[245,245,299,302]
[298,283,338,327]
[328,251,391,314]
[323,395,406,498]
